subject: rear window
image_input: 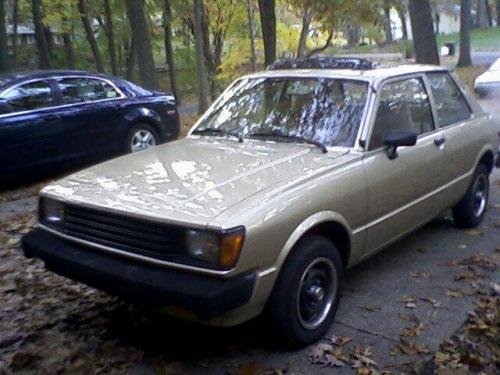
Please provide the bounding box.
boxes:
[57,77,120,104]
[427,72,471,127]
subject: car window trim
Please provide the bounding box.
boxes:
[0,75,126,119]
[0,78,58,114]
[363,73,438,152]
[425,71,473,128]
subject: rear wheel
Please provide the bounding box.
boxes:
[452,164,489,228]
[265,235,343,348]
[126,123,159,153]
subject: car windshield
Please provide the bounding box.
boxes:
[193,77,369,147]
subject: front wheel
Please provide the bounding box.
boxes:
[126,123,160,153]
[452,164,489,228]
[264,235,343,348]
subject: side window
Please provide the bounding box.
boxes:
[58,78,120,104]
[427,72,471,127]
[369,78,434,150]
[0,81,54,112]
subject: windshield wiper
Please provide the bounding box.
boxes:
[192,128,243,141]
[247,131,328,153]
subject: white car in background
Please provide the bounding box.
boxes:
[474,58,500,97]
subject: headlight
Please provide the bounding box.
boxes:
[39,198,64,226]
[185,226,245,269]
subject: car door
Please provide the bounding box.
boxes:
[425,72,479,205]
[54,76,125,160]
[0,79,64,173]
[361,76,448,256]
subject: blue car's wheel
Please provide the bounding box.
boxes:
[126,123,159,153]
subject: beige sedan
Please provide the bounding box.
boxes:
[23,61,500,347]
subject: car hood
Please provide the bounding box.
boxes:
[475,70,500,84]
[41,136,349,227]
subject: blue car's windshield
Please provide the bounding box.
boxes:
[194,77,369,147]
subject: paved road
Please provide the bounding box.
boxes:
[472,51,500,66]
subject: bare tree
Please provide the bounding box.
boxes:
[125,0,158,90]
[297,8,312,58]
[11,0,18,64]
[383,2,393,43]
[408,0,440,65]
[104,0,118,75]
[193,0,209,113]
[0,0,7,72]
[163,0,180,102]
[246,0,257,70]
[31,0,51,69]
[458,0,472,67]
[257,0,276,66]
[78,0,105,72]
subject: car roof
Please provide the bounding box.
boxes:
[0,70,115,90]
[242,64,448,85]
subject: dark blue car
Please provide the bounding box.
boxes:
[0,70,179,178]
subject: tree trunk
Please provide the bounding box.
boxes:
[78,0,105,73]
[435,11,440,34]
[63,33,75,69]
[398,6,408,40]
[193,0,209,113]
[125,0,158,90]
[31,0,51,69]
[478,0,489,28]
[297,9,311,58]
[0,0,7,72]
[11,0,18,64]
[497,0,500,25]
[246,0,256,71]
[44,26,55,60]
[306,30,333,57]
[458,0,472,67]
[485,0,492,26]
[163,0,180,102]
[126,37,136,80]
[383,4,393,43]
[345,24,360,48]
[477,0,489,29]
[408,0,440,65]
[104,0,118,75]
[257,0,276,67]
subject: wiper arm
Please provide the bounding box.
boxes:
[247,131,328,153]
[192,128,243,141]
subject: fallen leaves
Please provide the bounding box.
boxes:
[459,253,497,271]
[420,297,441,308]
[395,338,430,356]
[310,342,379,373]
[361,304,381,312]
[402,297,417,309]
[409,271,431,279]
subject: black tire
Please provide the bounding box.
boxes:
[264,235,343,348]
[125,123,160,153]
[452,164,489,228]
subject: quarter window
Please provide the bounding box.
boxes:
[369,78,434,150]
[57,78,120,104]
[427,72,471,127]
[0,81,54,112]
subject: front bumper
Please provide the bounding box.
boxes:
[22,228,256,319]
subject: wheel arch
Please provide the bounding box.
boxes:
[477,149,494,174]
[122,107,164,136]
[276,212,352,271]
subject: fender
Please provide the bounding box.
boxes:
[473,144,495,173]
[274,211,352,271]
[122,107,164,129]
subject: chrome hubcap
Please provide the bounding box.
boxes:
[473,174,488,217]
[296,257,337,330]
[131,129,156,152]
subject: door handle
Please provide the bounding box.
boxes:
[434,137,446,147]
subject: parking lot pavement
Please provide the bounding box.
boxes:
[0,99,498,374]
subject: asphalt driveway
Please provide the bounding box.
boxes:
[0,99,499,374]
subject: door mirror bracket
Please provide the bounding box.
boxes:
[383,130,417,160]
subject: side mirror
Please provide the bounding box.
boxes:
[383,130,417,159]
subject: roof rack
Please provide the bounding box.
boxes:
[267,56,377,71]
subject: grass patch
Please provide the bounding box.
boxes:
[454,65,488,89]
[437,27,500,51]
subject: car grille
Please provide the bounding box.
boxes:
[60,204,185,262]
